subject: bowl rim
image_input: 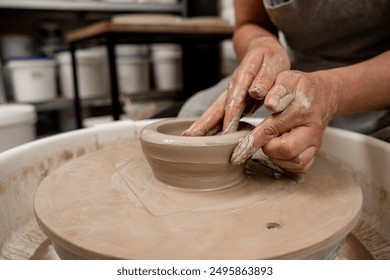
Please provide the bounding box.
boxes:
[140,118,250,146]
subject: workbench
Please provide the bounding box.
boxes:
[65,17,233,128]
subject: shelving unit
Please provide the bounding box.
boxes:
[0,0,187,14]
[0,0,226,135]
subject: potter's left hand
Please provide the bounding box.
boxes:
[231,70,338,173]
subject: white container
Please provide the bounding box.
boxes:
[117,57,150,94]
[103,0,137,3]
[56,48,109,99]
[137,0,178,4]
[116,44,150,94]
[116,44,148,57]
[151,43,182,91]
[0,34,33,60]
[0,104,36,153]
[7,58,56,103]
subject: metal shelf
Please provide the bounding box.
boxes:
[32,90,178,112]
[0,0,185,14]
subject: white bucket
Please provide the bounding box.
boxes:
[137,0,178,4]
[56,48,109,99]
[7,58,56,103]
[151,43,182,91]
[116,44,150,94]
[117,57,150,94]
[0,34,33,60]
[0,104,36,153]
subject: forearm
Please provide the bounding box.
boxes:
[233,0,278,62]
[233,24,278,62]
[318,50,390,116]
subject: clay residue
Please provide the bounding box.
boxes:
[1,142,100,260]
[231,134,257,165]
[295,88,315,109]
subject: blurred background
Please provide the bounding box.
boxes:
[0,0,237,152]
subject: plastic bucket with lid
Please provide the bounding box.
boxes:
[56,48,109,99]
[0,104,36,153]
[7,58,56,103]
[151,43,182,91]
[137,0,179,4]
[0,34,33,60]
[116,44,150,94]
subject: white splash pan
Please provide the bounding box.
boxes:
[0,118,389,259]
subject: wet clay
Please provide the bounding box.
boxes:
[140,119,252,190]
[34,120,363,259]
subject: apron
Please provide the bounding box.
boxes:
[264,0,390,141]
[180,0,390,142]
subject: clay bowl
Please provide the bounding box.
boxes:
[139,118,252,191]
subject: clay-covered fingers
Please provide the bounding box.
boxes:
[262,126,322,173]
[248,55,290,100]
[222,52,265,133]
[248,39,291,100]
[230,115,289,165]
[182,90,228,136]
[271,148,316,173]
[231,94,321,167]
[231,71,335,173]
[264,70,301,113]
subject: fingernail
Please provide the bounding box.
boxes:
[231,134,257,165]
[266,85,292,113]
[249,85,266,99]
[265,96,279,112]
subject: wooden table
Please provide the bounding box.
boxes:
[65,17,234,128]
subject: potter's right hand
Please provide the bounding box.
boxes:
[183,36,290,136]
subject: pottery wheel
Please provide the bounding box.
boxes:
[34,140,362,259]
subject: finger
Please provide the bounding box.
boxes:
[262,125,322,160]
[271,147,316,173]
[264,70,301,113]
[242,98,264,116]
[182,90,227,136]
[262,125,320,173]
[231,100,308,165]
[223,54,265,132]
[248,57,279,100]
[205,122,223,136]
[231,114,287,165]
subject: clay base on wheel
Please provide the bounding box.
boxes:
[34,140,362,259]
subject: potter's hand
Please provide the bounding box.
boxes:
[183,36,290,136]
[231,70,338,173]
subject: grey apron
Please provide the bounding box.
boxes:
[265,0,390,140]
[179,0,390,141]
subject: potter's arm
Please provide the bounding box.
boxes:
[325,50,390,115]
[183,0,290,136]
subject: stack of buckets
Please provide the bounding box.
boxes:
[151,43,183,92]
[115,43,183,94]
[2,33,57,103]
[115,44,150,94]
[6,43,182,101]
[56,47,109,99]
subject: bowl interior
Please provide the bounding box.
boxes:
[156,121,190,136]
